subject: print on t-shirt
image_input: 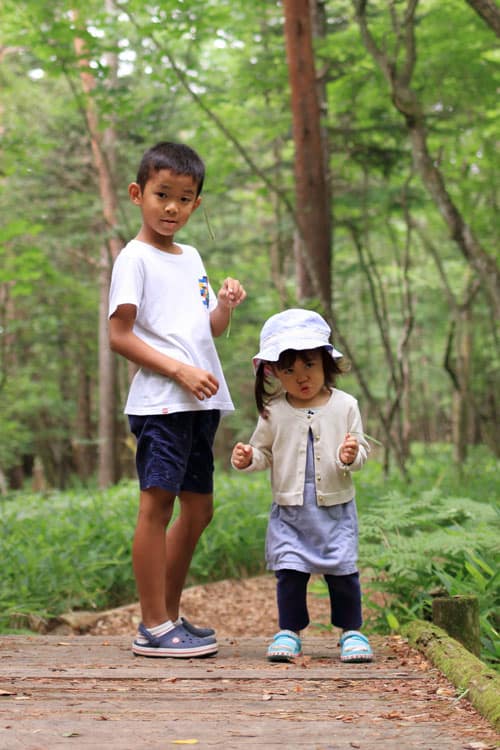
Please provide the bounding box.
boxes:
[198,275,209,308]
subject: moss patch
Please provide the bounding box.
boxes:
[403,619,500,731]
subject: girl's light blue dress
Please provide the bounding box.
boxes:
[265,420,359,576]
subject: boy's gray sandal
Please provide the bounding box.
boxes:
[339,630,373,663]
[133,622,218,658]
[180,616,215,638]
[267,630,302,662]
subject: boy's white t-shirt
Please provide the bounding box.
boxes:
[108,239,234,416]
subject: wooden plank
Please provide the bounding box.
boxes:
[0,634,497,750]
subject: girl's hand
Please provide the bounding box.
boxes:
[232,442,253,469]
[339,433,359,465]
[217,277,247,309]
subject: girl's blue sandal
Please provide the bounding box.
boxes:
[339,630,373,663]
[267,630,302,662]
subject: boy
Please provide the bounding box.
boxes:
[109,142,246,657]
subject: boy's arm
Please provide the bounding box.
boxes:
[210,277,246,337]
[109,303,219,400]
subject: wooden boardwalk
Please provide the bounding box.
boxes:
[1,634,498,749]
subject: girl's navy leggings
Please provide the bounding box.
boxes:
[275,569,362,632]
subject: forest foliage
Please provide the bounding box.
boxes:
[1,450,498,666]
[0,1,498,489]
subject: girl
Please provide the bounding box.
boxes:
[231,309,373,663]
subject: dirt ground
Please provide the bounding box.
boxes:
[85,574,330,639]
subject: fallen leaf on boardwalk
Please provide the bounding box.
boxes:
[0,690,16,696]
[292,655,311,667]
[350,743,361,749]
[62,732,81,737]
[262,693,273,701]
[380,711,404,720]
[171,741,199,746]
[463,743,496,750]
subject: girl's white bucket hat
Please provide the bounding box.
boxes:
[252,308,343,373]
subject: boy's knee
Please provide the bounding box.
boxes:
[138,488,175,523]
[194,500,214,530]
[179,492,214,531]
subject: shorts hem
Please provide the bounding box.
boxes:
[139,478,213,495]
[140,477,179,494]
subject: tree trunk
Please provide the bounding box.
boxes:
[74,368,94,479]
[432,596,481,657]
[283,0,332,311]
[73,5,123,487]
[451,307,473,464]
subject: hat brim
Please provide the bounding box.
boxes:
[252,342,343,374]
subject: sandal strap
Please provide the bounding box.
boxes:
[138,622,164,646]
[340,630,370,646]
[271,629,301,647]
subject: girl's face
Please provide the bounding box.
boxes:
[273,349,330,408]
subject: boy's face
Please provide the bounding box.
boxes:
[129,168,201,249]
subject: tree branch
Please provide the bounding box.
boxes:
[465,0,500,36]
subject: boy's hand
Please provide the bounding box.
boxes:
[217,277,246,309]
[176,363,219,401]
[232,442,253,469]
[339,433,359,465]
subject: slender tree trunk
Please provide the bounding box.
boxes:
[283,0,332,311]
[412,218,483,462]
[74,368,94,478]
[445,307,473,465]
[353,0,500,321]
[73,7,123,487]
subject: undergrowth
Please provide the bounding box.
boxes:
[0,446,498,667]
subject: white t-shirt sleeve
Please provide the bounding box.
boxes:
[108,249,144,317]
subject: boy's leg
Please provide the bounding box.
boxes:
[132,486,176,628]
[164,490,214,621]
[163,410,220,621]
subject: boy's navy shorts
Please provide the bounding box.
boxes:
[128,410,220,495]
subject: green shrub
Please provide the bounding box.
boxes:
[0,446,498,671]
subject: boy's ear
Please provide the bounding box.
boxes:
[193,196,202,211]
[128,182,142,205]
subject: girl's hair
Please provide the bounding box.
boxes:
[136,141,205,196]
[254,347,347,415]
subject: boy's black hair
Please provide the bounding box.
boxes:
[136,141,205,196]
[254,347,347,415]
